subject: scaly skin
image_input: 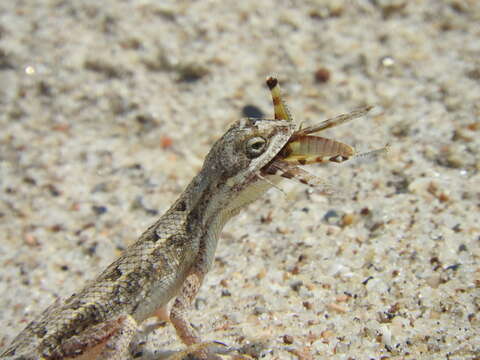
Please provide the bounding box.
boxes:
[1,77,372,359]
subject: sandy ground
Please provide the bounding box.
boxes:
[0,1,479,359]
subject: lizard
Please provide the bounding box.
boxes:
[0,77,375,360]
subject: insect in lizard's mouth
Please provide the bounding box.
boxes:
[259,133,351,194]
[258,77,387,193]
[259,118,387,193]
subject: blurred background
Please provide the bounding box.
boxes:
[0,1,479,359]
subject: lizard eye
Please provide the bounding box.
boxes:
[245,137,267,158]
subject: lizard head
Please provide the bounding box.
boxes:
[187,77,377,224]
[207,116,295,190]
[189,116,293,230]
[188,78,297,222]
[201,77,297,197]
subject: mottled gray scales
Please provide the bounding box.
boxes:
[1,78,372,359]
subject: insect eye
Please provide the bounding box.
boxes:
[245,137,267,158]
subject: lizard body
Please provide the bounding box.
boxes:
[1,77,373,359]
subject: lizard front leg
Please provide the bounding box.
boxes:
[169,272,211,357]
[169,253,241,360]
[168,266,248,360]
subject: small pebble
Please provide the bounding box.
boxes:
[92,205,108,215]
[302,301,313,310]
[160,136,173,149]
[283,334,294,344]
[323,210,340,224]
[379,55,395,68]
[314,68,331,83]
[341,213,357,227]
[253,306,267,315]
[326,302,348,313]
[24,234,40,247]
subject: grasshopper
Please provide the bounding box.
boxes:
[263,77,385,195]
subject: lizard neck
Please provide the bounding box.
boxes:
[174,167,273,229]
[169,167,274,269]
